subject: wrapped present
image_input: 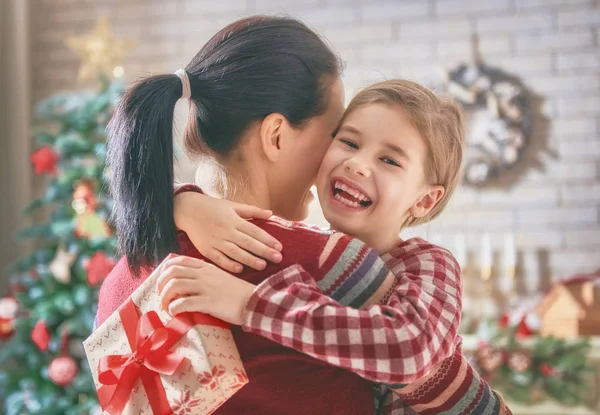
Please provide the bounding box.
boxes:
[83,259,248,415]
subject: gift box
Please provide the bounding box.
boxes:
[83,259,248,415]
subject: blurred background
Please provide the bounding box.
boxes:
[0,0,598,414]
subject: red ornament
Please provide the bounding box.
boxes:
[498,312,534,338]
[72,180,98,212]
[84,252,116,285]
[499,313,510,329]
[48,356,79,387]
[0,317,14,340]
[539,362,555,377]
[31,320,51,351]
[0,297,19,340]
[515,318,534,338]
[30,146,59,175]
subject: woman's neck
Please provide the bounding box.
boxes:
[222,165,273,212]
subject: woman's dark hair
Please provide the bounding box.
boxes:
[107,15,342,274]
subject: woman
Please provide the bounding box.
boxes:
[102,15,382,415]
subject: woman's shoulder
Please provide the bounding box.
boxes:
[260,216,332,235]
[96,257,148,326]
[249,216,336,247]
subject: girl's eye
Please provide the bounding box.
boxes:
[381,157,401,167]
[339,139,358,149]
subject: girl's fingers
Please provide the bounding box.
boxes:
[160,255,207,274]
[159,278,203,311]
[168,295,207,316]
[238,220,283,253]
[233,203,273,220]
[221,240,266,271]
[232,230,281,265]
[205,248,243,274]
[156,262,205,294]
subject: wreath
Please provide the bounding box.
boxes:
[440,63,532,186]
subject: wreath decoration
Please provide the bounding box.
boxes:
[441,63,532,186]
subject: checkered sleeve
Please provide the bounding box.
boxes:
[241,240,462,385]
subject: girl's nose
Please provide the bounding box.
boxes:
[344,157,370,177]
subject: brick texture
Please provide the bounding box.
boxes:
[31,0,600,287]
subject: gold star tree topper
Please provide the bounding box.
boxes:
[65,16,135,83]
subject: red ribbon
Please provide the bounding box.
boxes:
[97,299,228,415]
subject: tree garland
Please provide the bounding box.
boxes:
[468,322,592,406]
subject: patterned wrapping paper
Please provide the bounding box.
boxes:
[83,259,248,415]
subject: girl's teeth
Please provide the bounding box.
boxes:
[334,192,360,208]
[334,181,369,202]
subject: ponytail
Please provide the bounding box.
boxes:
[107,16,342,275]
[107,74,183,274]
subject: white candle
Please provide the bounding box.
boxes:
[480,233,492,267]
[480,233,492,280]
[503,232,516,276]
[454,233,467,270]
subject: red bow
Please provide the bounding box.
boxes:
[96,299,228,414]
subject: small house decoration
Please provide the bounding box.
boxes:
[439,36,532,186]
[535,270,600,339]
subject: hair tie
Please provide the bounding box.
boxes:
[175,69,192,99]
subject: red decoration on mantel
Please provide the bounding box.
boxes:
[539,362,555,377]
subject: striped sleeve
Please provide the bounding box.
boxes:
[241,235,461,385]
[382,343,513,415]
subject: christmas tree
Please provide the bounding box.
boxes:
[0,18,132,415]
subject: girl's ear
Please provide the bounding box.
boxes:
[409,185,445,219]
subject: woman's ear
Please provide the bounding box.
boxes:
[410,185,445,219]
[259,113,286,163]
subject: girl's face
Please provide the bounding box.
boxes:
[316,102,434,251]
[272,77,345,221]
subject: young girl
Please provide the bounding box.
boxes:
[159,80,511,414]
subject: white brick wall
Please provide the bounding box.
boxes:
[31,0,600,288]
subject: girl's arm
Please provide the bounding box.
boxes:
[169,188,462,385]
[173,184,283,273]
[240,244,461,385]
[379,344,512,415]
[171,187,511,414]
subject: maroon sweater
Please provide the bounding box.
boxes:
[97,219,393,414]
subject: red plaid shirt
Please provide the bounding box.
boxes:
[241,237,462,385]
[240,239,513,415]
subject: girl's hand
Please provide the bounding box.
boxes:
[156,255,255,325]
[174,191,282,273]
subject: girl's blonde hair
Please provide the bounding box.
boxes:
[343,79,465,227]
